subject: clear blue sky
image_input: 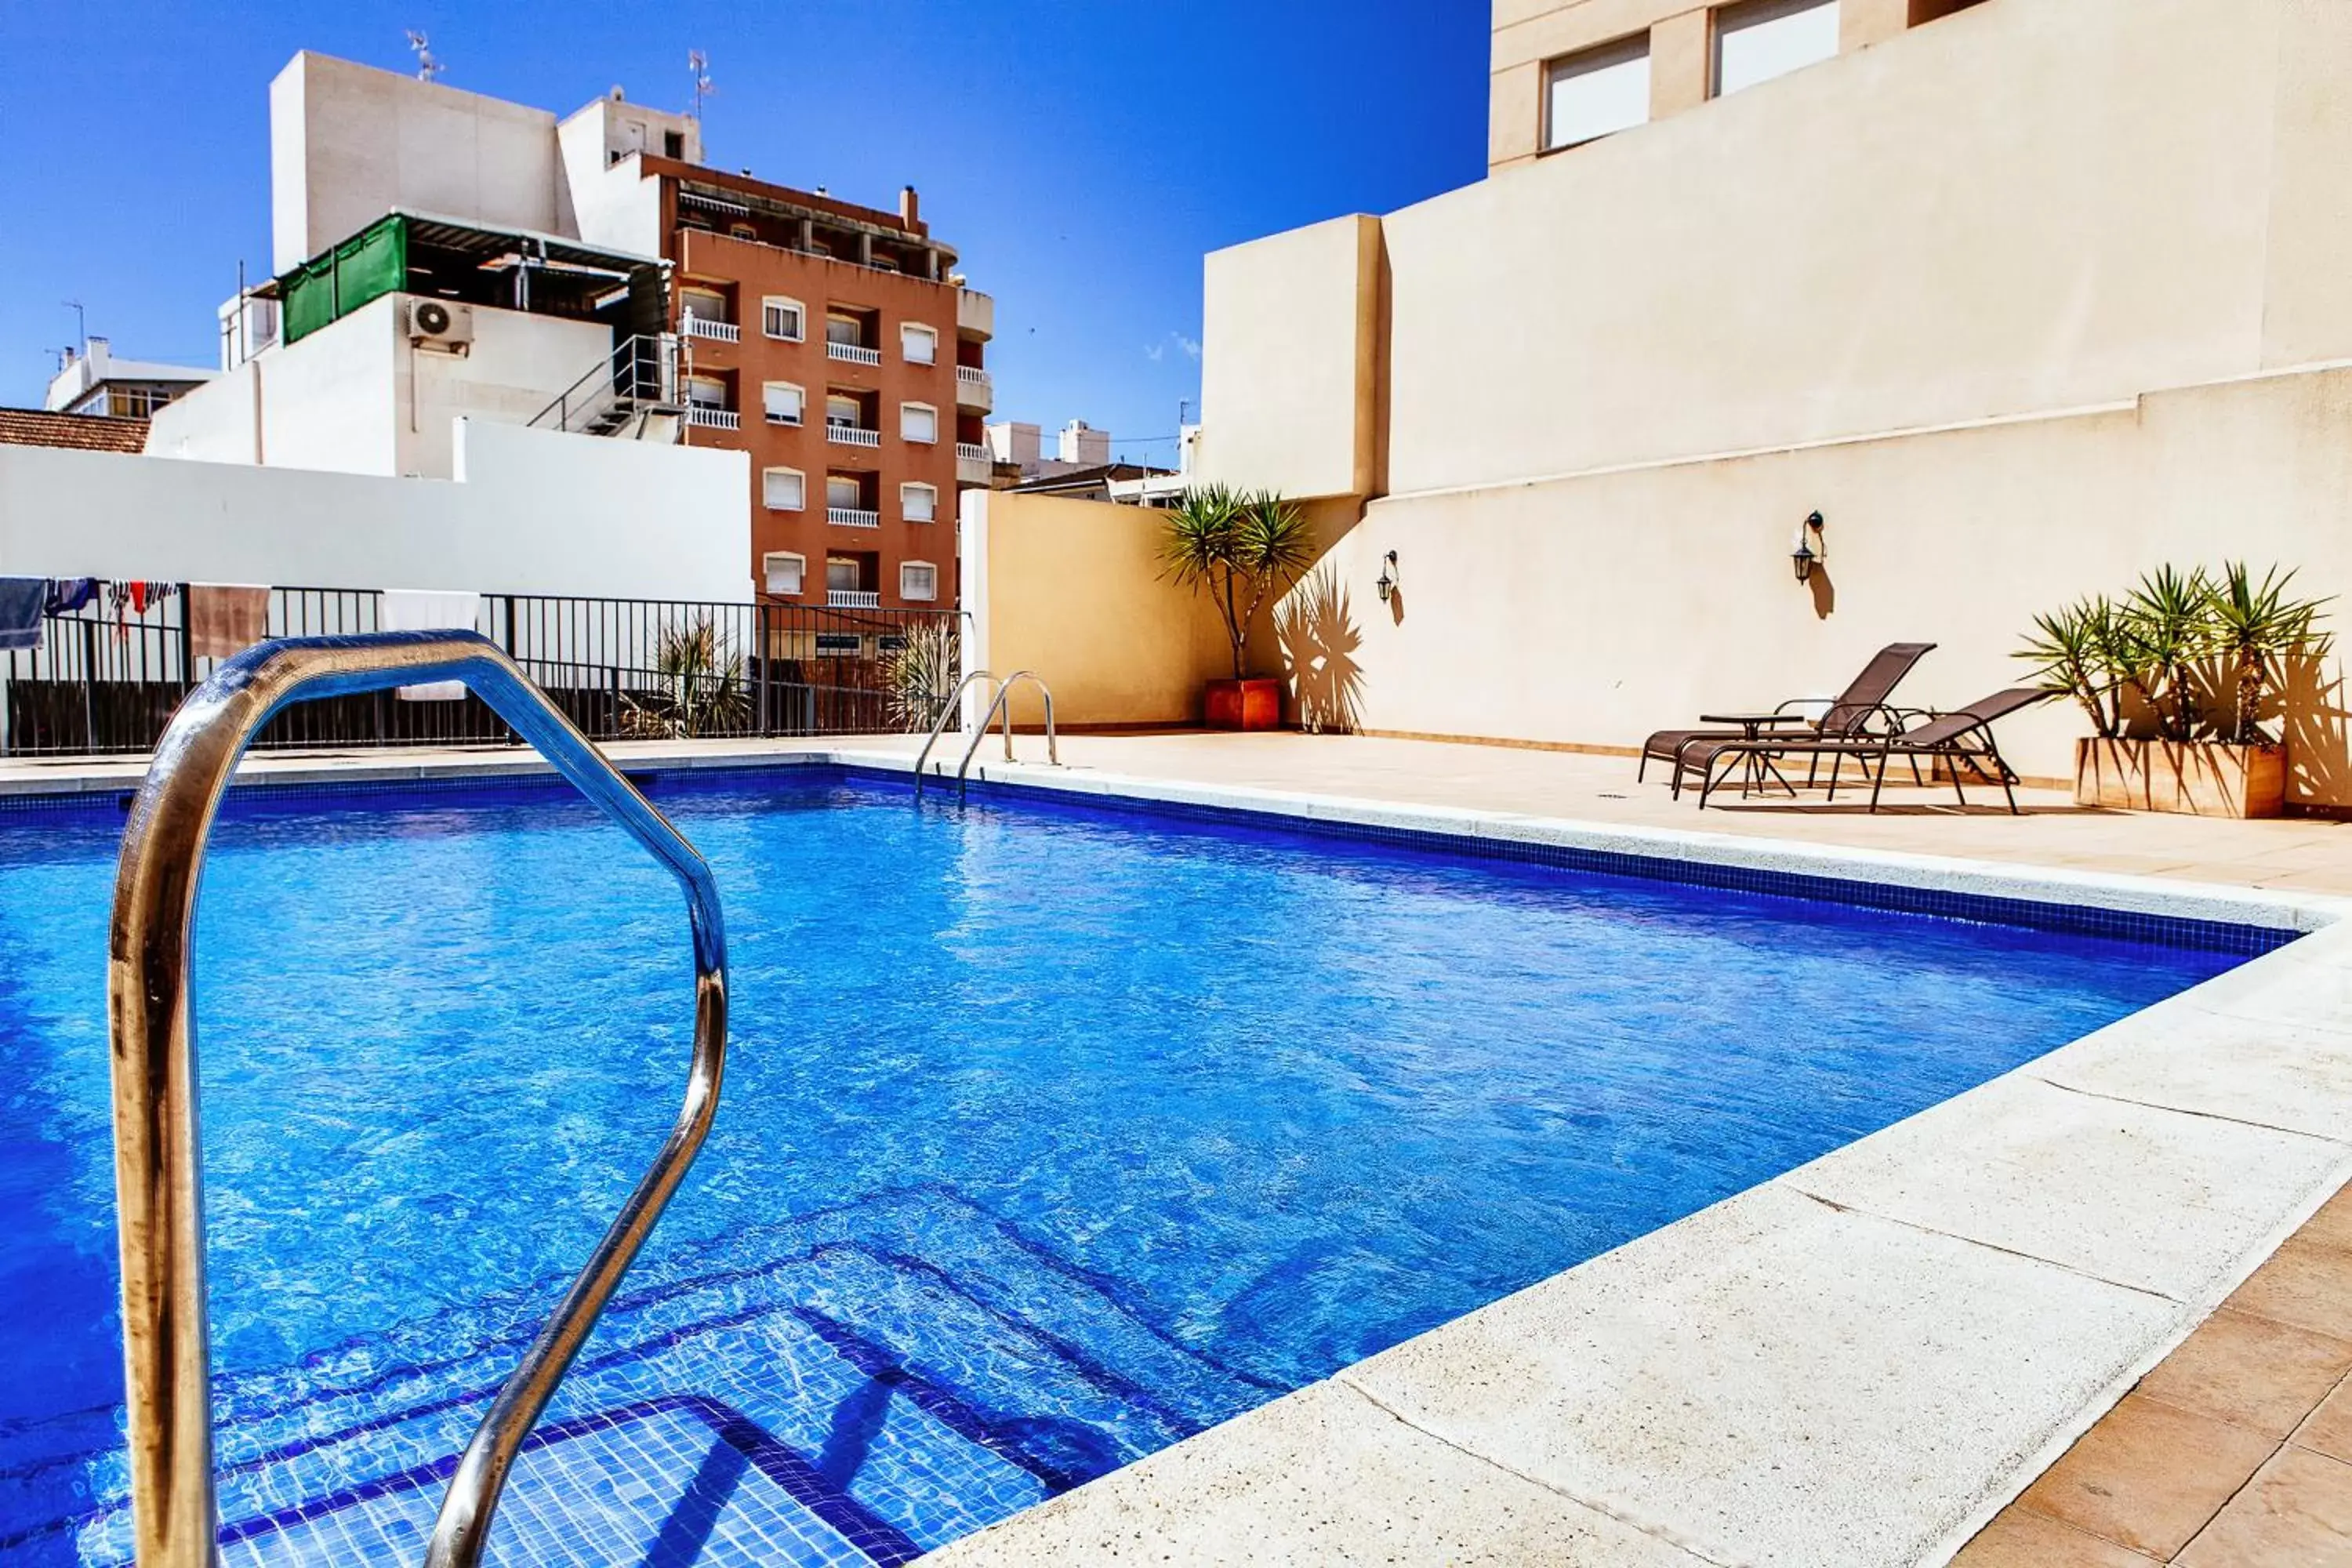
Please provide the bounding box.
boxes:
[0,3,1486,462]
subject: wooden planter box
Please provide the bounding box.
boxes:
[2074,738,2286,818]
[1204,678,1283,732]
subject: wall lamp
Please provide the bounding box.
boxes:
[1375,550,1399,603]
[1791,511,1827,583]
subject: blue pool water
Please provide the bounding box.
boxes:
[0,768,2251,1564]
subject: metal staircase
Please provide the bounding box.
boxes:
[529,333,687,439]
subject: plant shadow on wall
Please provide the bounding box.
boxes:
[1275,566,1365,735]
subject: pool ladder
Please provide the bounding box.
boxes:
[105,630,729,1568]
[912,668,1061,798]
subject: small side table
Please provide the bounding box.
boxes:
[1697,713,1807,798]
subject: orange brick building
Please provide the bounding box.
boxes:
[647,162,993,612]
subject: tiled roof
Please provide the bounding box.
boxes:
[0,407,151,454]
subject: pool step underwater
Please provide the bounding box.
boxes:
[8,1188,1267,1567]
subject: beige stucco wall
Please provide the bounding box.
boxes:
[964,491,1236,729]
[1393,0,2352,497]
[1490,0,1987,169]
[271,52,562,272]
[1195,216,1381,501]
[1289,362,2352,807]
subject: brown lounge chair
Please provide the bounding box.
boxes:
[1639,642,1937,790]
[1683,688,2052,814]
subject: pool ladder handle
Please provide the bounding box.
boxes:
[912,669,1061,799]
[103,630,729,1568]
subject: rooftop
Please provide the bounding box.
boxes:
[0,406,152,454]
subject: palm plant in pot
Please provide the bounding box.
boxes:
[2016,563,2329,817]
[1160,485,1315,730]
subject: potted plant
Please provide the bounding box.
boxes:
[1161,485,1315,731]
[2016,563,2329,817]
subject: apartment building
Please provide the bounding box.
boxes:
[44,338,213,419]
[154,53,993,610]
[1492,0,1987,167]
[647,165,991,612]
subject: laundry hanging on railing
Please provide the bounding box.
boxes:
[42,578,100,617]
[0,578,45,652]
[379,589,482,701]
[186,585,270,661]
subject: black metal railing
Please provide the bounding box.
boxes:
[0,583,964,757]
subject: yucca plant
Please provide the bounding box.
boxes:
[2016,597,2128,739]
[1160,485,1317,679]
[2206,561,2332,744]
[621,615,749,739]
[2117,565,2215,742]
[884,620,960,733]
[2018,562,2328,747]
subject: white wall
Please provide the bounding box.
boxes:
[147,296,616,480]
[0,419,749,601]
[272,52,562,272]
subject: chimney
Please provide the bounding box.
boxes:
[900,186,920,229]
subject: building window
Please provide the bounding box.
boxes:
[762,297,805,340]
[686,375,728,410]
[826,313,864,348]
[900,403,938,444]
[826,557,863,593]
[901,561,938,602]
[900,323,938,365]
[762,466,806,510]
[826,394,862,430]
[762,382,804,425]
[901,482,938,523]
[680,287,731,327]
[764,551,805,595]
[1543,36,1651,151]
[663,129,686,159]
[1714,0,1841,97]
[827,474,865,510]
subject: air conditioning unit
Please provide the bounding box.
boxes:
[406,298,474,350]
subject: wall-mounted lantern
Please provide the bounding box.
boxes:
[1375,550,1399,603]
[1791,511,1827,583]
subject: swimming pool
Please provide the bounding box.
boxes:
[0,767,2262,1565]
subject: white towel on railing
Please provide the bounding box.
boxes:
[380,589,481,701]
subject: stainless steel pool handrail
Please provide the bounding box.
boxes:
[955,670,1058,795]
[106,630,729,1568]
[911,667,995,798]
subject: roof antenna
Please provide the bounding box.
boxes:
[688,49,713,121]
[62,299,87,356]
[407,30,443,83]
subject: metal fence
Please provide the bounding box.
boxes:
[0,583,965,757]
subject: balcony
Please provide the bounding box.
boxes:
[827,423,881,448]
[684,405,740,430]
[956,441,992,485]
[826,341,882,366]
[827,590,881,608]
[955,365,992,413]
[682,315,739,343]
[827,507,880,529]
[957,289,994,341]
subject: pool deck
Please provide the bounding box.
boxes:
[13,729,2352,1565]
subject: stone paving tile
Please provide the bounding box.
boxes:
[2223,1235,2352,1341]
[2136,1310,2352,1440]
[1951,1508,2162,1566]
[2016,1393,2278,1560]
[2296,1379,2352,1466]
[2175,1446,2352,1566]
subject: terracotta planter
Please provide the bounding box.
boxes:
[2073,738,2285,818]
[1204,678,1283,732]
